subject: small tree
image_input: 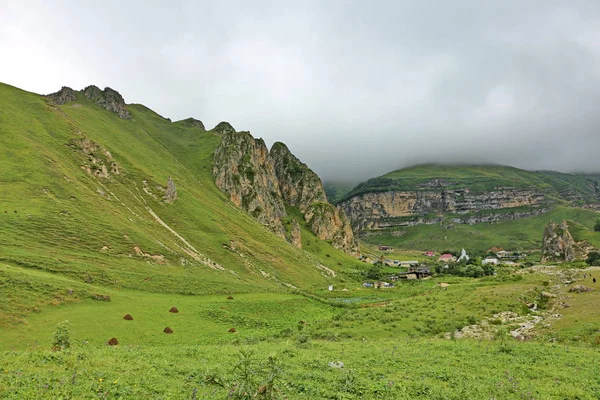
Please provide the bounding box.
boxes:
[51,320,71,351]
[365,264,384,280]
[586,251,600,266]
[595,220,600,232]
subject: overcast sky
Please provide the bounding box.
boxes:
[2,1,600,182]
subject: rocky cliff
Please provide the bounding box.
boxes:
[212,127,359,255]
[341,186,546,231]
[270,142,328,212]
[541,221,577,263]
[212,127,287,238]
[305,203,360,256]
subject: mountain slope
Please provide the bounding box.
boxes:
[0,83,363,307]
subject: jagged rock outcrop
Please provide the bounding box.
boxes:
[181,118,205,130]
[47,86,77,105]
[212,130,360,255]
[82,85,131,119]
[305,203,360,256]
[213,121,236,135]
[270,142,328,212]
[164,176,178,203]
[541,221,576,263]
[213,129,287,238]
[341,187,546,230]
[290,218,302,248]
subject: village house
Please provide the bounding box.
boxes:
[422,251,435,257]
[438,253,456,262]
[399,260,419,267]
[482,256,498,265]
[400,266,432,280]
[496,250,510,258]
[378,245,393,251]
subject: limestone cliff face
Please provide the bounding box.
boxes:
[270,142,327,212]
[304,203,360,257]
[212,128,287,238]
[541,221,576,263]
[341,187,546,230]
[212,129,359,256]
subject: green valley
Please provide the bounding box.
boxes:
[2,83,600,399]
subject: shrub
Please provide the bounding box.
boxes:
[51,320,71,351]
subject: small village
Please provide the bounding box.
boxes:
[360,245,527,289]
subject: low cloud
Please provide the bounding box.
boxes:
[2,1,600,182]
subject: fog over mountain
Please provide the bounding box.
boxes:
[2,1,600,181]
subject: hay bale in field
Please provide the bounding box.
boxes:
[107,338,119,346]
[163,327,173,334]
[227,296,234,300]
[169,306,179,313]
[123,314,133,320]
[228,328,236,333]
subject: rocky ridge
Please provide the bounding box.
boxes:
[212,127,359,256]
[47,85,131,119]
[82,85,131,119]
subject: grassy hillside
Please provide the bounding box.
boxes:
[341,163,600,202]
[0,83,364,305]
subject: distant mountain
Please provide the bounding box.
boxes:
[337,163,600,251]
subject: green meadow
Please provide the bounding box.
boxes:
[2,82,600,399]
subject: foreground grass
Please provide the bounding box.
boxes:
[2,339,599,399]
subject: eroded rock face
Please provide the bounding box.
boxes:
[47,86,77,105]
[164,176,178,203]
[213,129,287,238]
[290,217,302,248]
[541,220,576,263]
[212,130,359,255]
[340,187,546,230]
[270,142,327,212]
[305,203,360,257]
[82,85,131,119]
